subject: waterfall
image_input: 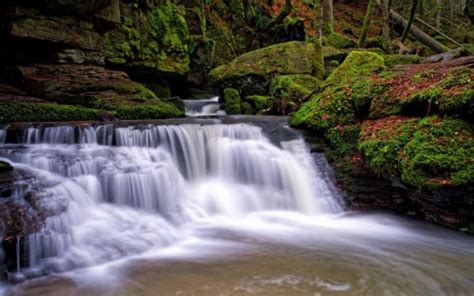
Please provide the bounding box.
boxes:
[184,96,224,116]
[0,121,342,276]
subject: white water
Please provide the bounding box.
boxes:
[184,96,225,116]
[0,121,341,278]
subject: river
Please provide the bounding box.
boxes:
[0,116,473,295]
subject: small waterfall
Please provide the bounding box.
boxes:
[0,120,343,276]
[184,96,224,116]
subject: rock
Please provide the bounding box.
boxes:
[269,74,321,115]
[326,32,356,49]
[1,64,184,121]
[55,49,105,66]
[243,95,271,114]
[223,88,241,115]
[0,161,13,173]
[359,116,474,189]
[291,51,386,131]
[104,1,190,77]
[322,46,347,63]
[209,41,324,96]
[7,8,102,51]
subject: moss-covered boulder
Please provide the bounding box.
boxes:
[269,74,321,115]
[369,58,474,121]
[322,46,347,63]
[359,116,474,189]
[223,88,241,115]
[0,101,103,123]
[243,95,271,114]
[209,41,324,96]
[104,1,190,76]
[326,32,356,49]
[290,51,386,131]
[401,68,474,120]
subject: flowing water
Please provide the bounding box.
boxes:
[0,116,473,295]
[183,96,225,117]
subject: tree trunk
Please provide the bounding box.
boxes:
[322,0,334,35]
[388,8,449,53]
[262,0,293,30]
[401,0,418,42]
[436,0,443,28]
[381,0,391,53]
[359,0,377,47]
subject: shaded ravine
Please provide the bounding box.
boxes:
[0,116,473,295]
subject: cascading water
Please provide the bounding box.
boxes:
[183,96,225,116]
[0,119,342,279]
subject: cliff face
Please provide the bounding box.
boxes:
[0,0,318,122]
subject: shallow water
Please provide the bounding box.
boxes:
[0,116,473,295]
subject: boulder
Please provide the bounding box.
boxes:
[223,88,241,115]
[209,41,324,96]
[291,51,386,131]
[269,74,321,115]
[3,64,184,119]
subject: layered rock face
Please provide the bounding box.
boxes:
[0,0,188,122]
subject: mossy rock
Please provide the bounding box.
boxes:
[0,161,13,173]
[223,88,241,115]
[0,102,103,123]
[269,74,321,115]
[326,33,356,49]
[291,51,386,131]
[243,95,272,114]
[384,54,420,67]
[401,68,474,121]
[322,46,347,63]
[209,41,324,96]
[359,116,474,189]
[104,1,190,75]
[112,101,184,120]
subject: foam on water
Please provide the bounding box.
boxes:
[0,121,341,277]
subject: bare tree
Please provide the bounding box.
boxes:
[359,0,377,47]
[322,0,334,35]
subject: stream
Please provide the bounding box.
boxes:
[0,116,473,295]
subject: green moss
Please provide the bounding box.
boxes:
[104,1,190,74]
[401,117,474,187]
[291,51,386,131]
[244,95,271,113]
[113,101,183,120]
[241,101,254,115]
[401,68,474,119]
[270,74,321,114]
[326,33,356,49]
[325,124,361,155]
[0,102,102,123]
[209,41,324,95]
[223,88,241,115]
[359,116,474,188]
[384,54,420,67]
[322,46,347,63]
